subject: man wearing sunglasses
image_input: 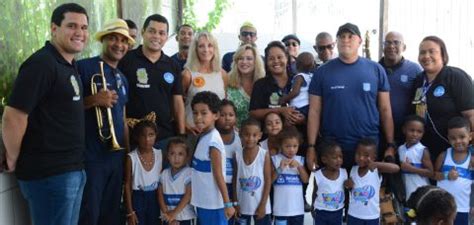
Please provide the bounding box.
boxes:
[314,32,335,64]
[222,22,258,72]
[379,31,422,144]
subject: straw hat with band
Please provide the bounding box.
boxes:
[95,18,135,45]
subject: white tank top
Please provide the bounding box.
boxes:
[437,148,471,213]
[236,147,271,215]
[185,71,226,126]
[272,154,305,216]
[191,128,226,209]
[128,148,162,191]
[290,72,313,108]
[159,167,196,221]
[224,130,242,183]
[313,168,347,211]
[348,166,382,219]
[398,142,430,198]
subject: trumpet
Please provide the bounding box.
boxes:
[91,61,123,151]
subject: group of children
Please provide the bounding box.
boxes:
[123,90,470,225]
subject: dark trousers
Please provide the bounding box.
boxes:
[79,160,124,225]
[133,190,161,225]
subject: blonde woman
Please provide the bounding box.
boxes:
[182,31,228,135]
[227,44,265,127]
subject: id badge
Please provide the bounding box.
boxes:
[412,87,423,104]
[416,103,427,118]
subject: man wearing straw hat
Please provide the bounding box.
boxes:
[77,18,135,225]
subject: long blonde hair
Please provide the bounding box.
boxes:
[184,31,221,73]
[228,44,265,88]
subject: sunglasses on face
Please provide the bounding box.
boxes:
[285,42,299,47]
[240,31,256,38]
[383,40,402,47]
[314,43,335,52]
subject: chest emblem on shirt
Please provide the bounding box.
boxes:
[363,82,371,91]
[322,191,344,209]
[193,76,205,87]
[400,75,408,83]
[269,92,280,108]
[164,72,175,84]
[70,75,81,101]
[352,185,376,205]
[239,176,262,192]
[433,85,445,97]
[136,68,150,88]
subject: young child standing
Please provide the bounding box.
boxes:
[312,139,347,225]
[398,115,433,199]
[234,118,272,225]
[124,116,163,225]
[346,138,400,225]
[260,112,284,156]
[405,185,457,225]
[272,127,309,225]
[158,137,196,225]
[278,52,315,116]
[435,116,473,225]
[191,91,235,225]
[217,99,242,224]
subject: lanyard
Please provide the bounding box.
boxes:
[420,77,433,102]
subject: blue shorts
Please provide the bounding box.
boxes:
[196,207,227,225]
[274,214,304,225]
[454,212,469,225]
[238,214,271,225]
[347,215,379,225]
[312,209,343,225]
[132,190,160,225]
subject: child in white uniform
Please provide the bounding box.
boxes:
[158,137,196,225]
[234,118,272,225]
[259,112,283,156]
[312,139,347,225]
[190,91,234,225]
[124,118,163,225]
[434,117,473,225]
[398,115,433,199]
[272,127,309,225]
[346,138,400,225]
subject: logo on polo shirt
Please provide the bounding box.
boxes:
[70,75,81,101]
[433,85,445,97]
[269,92,280,108]
[164,72,175,84]
[363,82,371,91]
[136,68,150,88]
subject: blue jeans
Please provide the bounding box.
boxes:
[18,170,86,225]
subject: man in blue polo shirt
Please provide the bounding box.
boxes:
[379,31,422,144]
[2,3,88,225]
[306,23,395,171]
[77,18,134,225]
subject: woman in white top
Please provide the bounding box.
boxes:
[182,31,228,135]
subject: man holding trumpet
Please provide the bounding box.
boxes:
[77,18,134,225]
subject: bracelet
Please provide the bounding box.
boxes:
[126,211,136,217]
[444,172,449,180]
[307,144,315,148]
[233,201,239,206]
[224,202,234,208]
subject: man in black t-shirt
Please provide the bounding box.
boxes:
[2,3,89,225]
[119,14,185,148]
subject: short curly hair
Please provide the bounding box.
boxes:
[191,91,221,114]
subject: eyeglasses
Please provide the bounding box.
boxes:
[285,42,299,47]
[314,43,335,52]
[240,31,256,38]
[383,40,402,47]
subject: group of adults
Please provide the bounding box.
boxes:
[1,2,474,225]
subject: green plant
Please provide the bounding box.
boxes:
[183,0,230,32]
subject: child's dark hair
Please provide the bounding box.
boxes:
[296,52,315,73]
[405,185,455,224]
[240,117,262,131]
[403,114,425,127]
[191,91,221,114]
[263,111,284,125]
[132,120,158,143]
[357,137,377,149]
[317,138,341,166]
[220,99,237,114]
[277,126,303,144]
[167,137,191,156]
[447,116,471,132]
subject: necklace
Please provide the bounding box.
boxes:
[138,151,155,169]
